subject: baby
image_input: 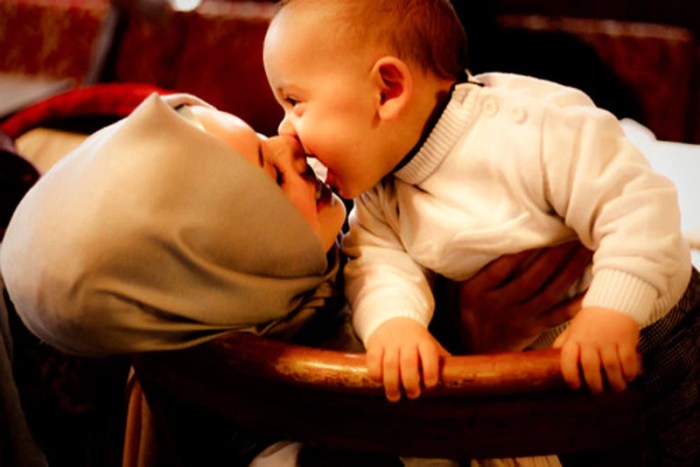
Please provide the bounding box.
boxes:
[263,1,700,463]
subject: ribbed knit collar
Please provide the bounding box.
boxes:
[394,82,479,185]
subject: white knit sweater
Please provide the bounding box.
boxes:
[343,72,692,345]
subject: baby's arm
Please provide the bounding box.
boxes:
[343,189,446,401]
[537,103,688,392]
[553,307,641,393]
[366,317,448,402]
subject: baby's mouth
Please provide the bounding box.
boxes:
[315,178,333,210]
[323,171,343,196]
[307,159,336,208]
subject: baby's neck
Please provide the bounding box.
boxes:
[391,74,455,170]
[422,79,456,133]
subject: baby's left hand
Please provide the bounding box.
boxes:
[365,317,448,401]
[553,306,641,393]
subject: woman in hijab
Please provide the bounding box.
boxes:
[1,92,348,357]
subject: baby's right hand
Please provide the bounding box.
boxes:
[365,317,449,402]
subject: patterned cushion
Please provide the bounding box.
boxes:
[113,2,283,136]
[0,0,112,82]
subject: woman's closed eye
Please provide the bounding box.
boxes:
[256,141,283,183]
[274,165,284,185]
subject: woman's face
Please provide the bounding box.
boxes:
[190,105,346,252]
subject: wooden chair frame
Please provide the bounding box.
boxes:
[132,331,646,461]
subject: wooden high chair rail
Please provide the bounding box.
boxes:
[132,331,645,460]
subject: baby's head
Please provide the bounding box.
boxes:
[263,0,467,198]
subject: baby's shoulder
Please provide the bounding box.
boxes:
[474,72,595,109]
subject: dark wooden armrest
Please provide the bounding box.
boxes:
[132,331,645,459]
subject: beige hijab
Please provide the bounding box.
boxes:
[0,94,337,357]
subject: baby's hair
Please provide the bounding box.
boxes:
[276,0,468,80]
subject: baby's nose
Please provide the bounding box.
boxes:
[264,135,308,173]
[277,115,296,137]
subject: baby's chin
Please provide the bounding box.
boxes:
[326,175,369,200]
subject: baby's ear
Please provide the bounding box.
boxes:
[371,56,412,120]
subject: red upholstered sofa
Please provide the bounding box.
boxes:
[108,1,283,135]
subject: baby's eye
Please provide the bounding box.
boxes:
[284,96,299,107]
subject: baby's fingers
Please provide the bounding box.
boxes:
[382,347,402,402]
[601,346,626,392]
[418,342,442,389]
[619,345,642,383]
[580,346,604,393]
[400,348,421,399]
[366,345,384,383]
[559,342,582,390]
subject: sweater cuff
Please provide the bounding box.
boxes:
[582,268,658,324]
[353,300,430,344]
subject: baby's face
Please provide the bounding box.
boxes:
[190,105,346,252]
[263,5,396,199]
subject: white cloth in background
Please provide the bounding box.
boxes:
[249,441,303,467]
[621,118,700,269]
